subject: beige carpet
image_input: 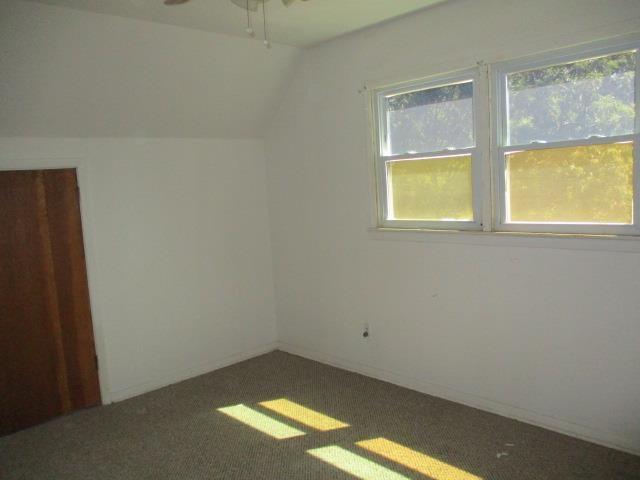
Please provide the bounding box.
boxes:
[1,351,638,479]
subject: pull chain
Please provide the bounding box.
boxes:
[246,0,254,36]
[262,0,270,48]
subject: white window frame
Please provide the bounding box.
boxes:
[490,38,640,236]
[372,68,484,231]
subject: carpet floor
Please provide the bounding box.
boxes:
[1,351,638,479]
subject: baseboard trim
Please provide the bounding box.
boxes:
[108,341,279,403]
[277,341,640,456]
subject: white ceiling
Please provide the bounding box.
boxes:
[28,0,448,47]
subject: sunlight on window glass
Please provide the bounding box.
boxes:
[506,142,634,224]
[357,438,482,480]
[259,399,349,431]
[384,81,474,155]
[217,404,305,440]
[308,446,410,480]
[388,155,473,221]
[507,51,636,145]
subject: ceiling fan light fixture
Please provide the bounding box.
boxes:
[228,0,311,48]
[230,0,308,11]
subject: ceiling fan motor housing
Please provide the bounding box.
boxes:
[230,0,307,11]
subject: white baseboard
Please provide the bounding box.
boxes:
[277,341,640,456]
[108,341,279,403]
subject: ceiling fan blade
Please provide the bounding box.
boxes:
[282,0,310,6]
[164,0,190,5]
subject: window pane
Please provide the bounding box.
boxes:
[388,155,473,221]
[507,52,636,145]
[384,81,474,156]
[506,142,634,224]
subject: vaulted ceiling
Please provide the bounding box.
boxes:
[1,0,300,137]
[28,0,448,48]
[1,0,448,138]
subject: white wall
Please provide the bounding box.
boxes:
[1,1,282,402]
[0,0,299,137]
[265,0,640,454]
[0,138,278,403]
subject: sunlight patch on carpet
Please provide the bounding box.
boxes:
[259,399,349,431]
[217,404,305,439]
[357,438,482,480]
[308,445,410,480]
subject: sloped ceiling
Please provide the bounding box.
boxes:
[0,0,300,138]
[27,0,448,48]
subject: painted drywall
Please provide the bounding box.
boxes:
[0,138,278,402]
[265,0,640,454]
[3,0,640,456]
[0,0,299,137]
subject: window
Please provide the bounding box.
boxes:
[494,45,639,235]
[371,37,640,236]
[373,70,482,230]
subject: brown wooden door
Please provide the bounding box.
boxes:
[0,169,101,435]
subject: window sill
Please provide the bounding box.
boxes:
[368,227,640,253]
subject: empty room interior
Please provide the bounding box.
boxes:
[2,0,640,478]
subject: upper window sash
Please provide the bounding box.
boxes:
[493,38,640,147]
[376,70,479,159]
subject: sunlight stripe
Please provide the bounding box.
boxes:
[308,446,410,480]
[217,404,305,439]
[259,399,349,431]
[357,438,482,480]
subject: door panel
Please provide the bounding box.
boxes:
[0,169,100,435]
[42,171,101,410]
